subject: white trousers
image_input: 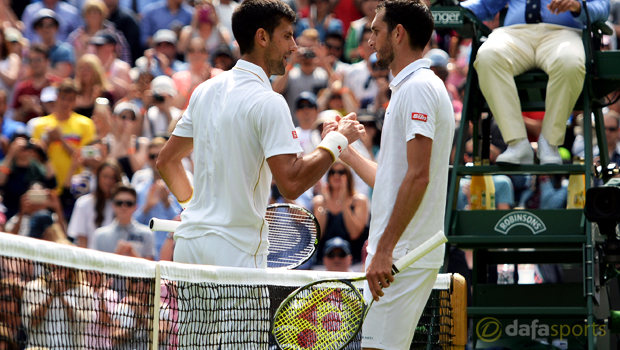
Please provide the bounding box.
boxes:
[474,23,585,146]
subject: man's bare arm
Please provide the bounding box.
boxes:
[156,136,193,203]
[365,135,433,301]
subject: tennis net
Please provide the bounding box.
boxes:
[0,233,466,350]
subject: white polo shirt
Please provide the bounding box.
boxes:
[367,59,455,269]
[172,60,302,257]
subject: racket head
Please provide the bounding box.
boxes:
[272,279,367,350]
[266,203,320,269]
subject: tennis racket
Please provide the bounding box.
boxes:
[271,230,447,350]
[149,203,320,269]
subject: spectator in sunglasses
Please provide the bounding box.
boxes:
[322,237,354,272]
[94,183,155,259]
[312,162,369,266]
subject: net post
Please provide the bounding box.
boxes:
[451,273,468,349]
[152,263,161,350]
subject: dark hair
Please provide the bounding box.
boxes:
[29,43,49,59]
[95,162,123,228]
[58,78,79,95]
[360,26,372,45]
[111,183,137,200]
[377,0,434,51]
[0,28,9,60]
[325,31,344,43]
[232,0,295,55]
[327,162,355,196]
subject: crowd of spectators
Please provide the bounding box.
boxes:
[0,0,618,345]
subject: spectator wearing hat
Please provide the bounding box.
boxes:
[109,102,150,180]
[91,31,133,99]
[67,0,132,64]
[140,0,194,47]
[32,9,76,78]
[322,237,354,272]
[294,91,322,156]
[28,209,71,245]
[272,30,329,119]
[211,43,236,71]
[94,184,155,259]
[173,37,223,109]
[0,28,21,97]
[424,48,461,114]
[136,29,188,78]
[31,79,96,192]
[12,44,62,123]
[354,52,390,110]
[105,0,143,65]
[21,0,82,44]
[177,1,232,54]
[4,27,28,60]
[142,75,183,139]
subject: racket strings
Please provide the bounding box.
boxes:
[273,283,364,350]
[266,207,319,269]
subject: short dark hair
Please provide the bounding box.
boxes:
[377,0,434,51]
[360,26,372,45]
[57,79,78,95]
[29,43,49,59]
[325,31,344,44]
[111,183,137,200]
[232,0,295,55]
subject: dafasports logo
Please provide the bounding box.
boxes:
[476,318,606,342]
[494,212,546,235]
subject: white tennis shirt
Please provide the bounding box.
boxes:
[172,60,303,256]
[367,59,455,269]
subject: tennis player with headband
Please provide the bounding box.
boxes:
[323,0,455,349]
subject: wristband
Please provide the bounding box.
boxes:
[317,131,348,162]
[0,165,10,175]
[178,186,193,210]
[127,147,136,155]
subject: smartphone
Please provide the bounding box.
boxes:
[27,189,47,204]
[81,145,101,159]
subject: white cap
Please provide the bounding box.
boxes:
[40,86,58,103]
[152,29,177,46]
[113,101,141,118]
[150,75,177,97]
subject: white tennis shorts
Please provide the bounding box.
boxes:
[361,254,439,350]
[173,233,267,268]
[173,233,270,349]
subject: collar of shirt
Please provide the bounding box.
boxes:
[389,58,432,90]
[233,59,272,90]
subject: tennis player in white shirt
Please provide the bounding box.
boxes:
[323,1,455,349]
[156,0,365,269]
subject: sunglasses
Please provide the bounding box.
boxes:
[149,154,159,160]
[0,295,13,301]
[36,22,57,29]
[326,250,347,258]
[120,114,136,121]
[328,169,346,176]
[188,48,207,54]
[605,127,618,132]
[297,103,315,110]
[113,200,135,207]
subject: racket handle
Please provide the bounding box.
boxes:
[150,218,181,232]
[392,231,447,274]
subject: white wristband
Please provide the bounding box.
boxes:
[317,132,349,162]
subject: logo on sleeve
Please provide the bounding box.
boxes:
[412,113,428,122]
[292,131,298,139]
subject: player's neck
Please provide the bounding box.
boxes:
[389,49,424,78]
[240,53,271,77]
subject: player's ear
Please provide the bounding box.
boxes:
[394,24,406,44]
[255,28,269,48]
